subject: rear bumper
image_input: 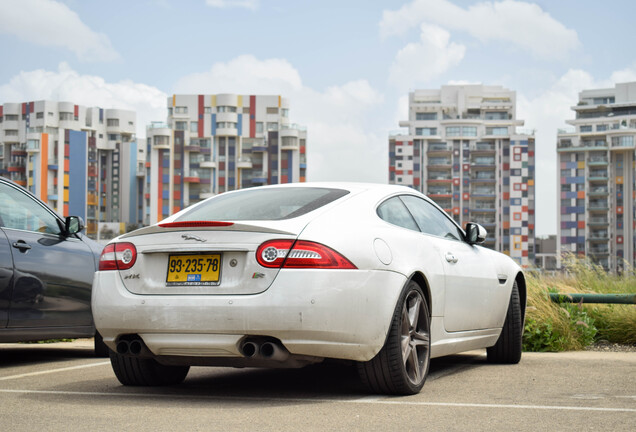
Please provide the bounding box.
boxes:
[91,269,406,362]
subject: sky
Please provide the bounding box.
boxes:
[1,0,635,236]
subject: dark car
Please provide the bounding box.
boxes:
[0,177,106,355]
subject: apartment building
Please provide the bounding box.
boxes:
[145,94,307,225]
[389,85,536,267]
[556,82,636,272]
[0,100,144,237]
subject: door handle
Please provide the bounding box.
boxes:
[445,252,458,264]
[12,241,31,252]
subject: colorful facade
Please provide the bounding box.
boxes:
[389,85,536,267]
[145,94,307,225]
[557,82,636,272]
[0,100,144,237]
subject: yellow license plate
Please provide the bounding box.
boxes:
[166,254,221,285]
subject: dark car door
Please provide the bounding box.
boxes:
[0,229,12,328]
[0,181,95,329]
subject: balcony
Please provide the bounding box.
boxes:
[427,143,452,154]
[588,171,608,182]
[589,247,609,255]
[237,157,253,169]
[471,142,496,153]
[588,231,609,242]
[251,171,267,184]
[200,160,216,168]
[588,217,608,226]
[588,157,608,166]
[427,158,452,168]
[589,187,608,196]
[588,201,608,212]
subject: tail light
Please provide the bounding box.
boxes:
[99,242,137,271]
[158,221,233,228]
[256,240,356,269]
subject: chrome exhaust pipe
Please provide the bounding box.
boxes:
[241,341,259,358]
[129,339,143,355]
[116,340,130,354]
[260,341,290,362]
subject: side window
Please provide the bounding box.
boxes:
[0,183,61,235]
[400,195,464,241]
[377,197,420,231]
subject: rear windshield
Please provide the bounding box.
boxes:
[177,187,349,221]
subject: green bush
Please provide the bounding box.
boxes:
[523,255,635,352]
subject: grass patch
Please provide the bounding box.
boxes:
[523,254,636,352]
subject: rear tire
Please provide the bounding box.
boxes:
[357,281,431,395]
[487,280,522,364]
[109,351,190,386]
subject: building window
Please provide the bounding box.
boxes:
[446,127,461,137]
[190,121,198,133]
[255,122,264,133]
[416,127,437,136]
[204,107,211,114]
[611,136,633,147]
[416,112,437,120]
[107,119,119,127]
[596,124,607,131]
[48,112,54,117]
[462,126,477,136]
[281,108,289,117]
[108,134,120,141]
[217,106,237,113]
[216,122,237,129]
[486,127,508,135]
[174,106,188,114]
[579,125,592,132]
[267,122,278,131]
[175,121,187,131]
[266,107,279,114]
[59,112,73,121]
[36,112,44,119]
[4,130,18,136]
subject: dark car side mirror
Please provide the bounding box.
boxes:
[65,216,85,235]
[465,222,487,245]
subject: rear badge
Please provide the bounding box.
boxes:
[252,272,265,279]
[181,234,206,242]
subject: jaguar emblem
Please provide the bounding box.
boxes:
[181,234,206,242]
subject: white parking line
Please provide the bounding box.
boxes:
[0,389,634,413]
[0,361,110,381]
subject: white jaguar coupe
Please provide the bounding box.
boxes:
[92,183,525,395]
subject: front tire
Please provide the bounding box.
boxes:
[487,280,522,364]
[110,351,190,386]
[358,281,431,395]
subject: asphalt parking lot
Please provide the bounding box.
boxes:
[0,340,634,431]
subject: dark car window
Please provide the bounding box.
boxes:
[400,195,464,241]
[177,187,349,221]
[376,197,420,231]
[0,182,61,235]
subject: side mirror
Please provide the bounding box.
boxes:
[65,216,85,235]
[465,222,487,245]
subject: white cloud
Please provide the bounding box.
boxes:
[0,63,166,137]
[388,24,465,90]
[0,0,119,62]
[205,0,259,11]
[173,55,302,95]
[380,0,579,60]
[174,55,387,182]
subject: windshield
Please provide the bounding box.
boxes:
[176,187,349,221]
